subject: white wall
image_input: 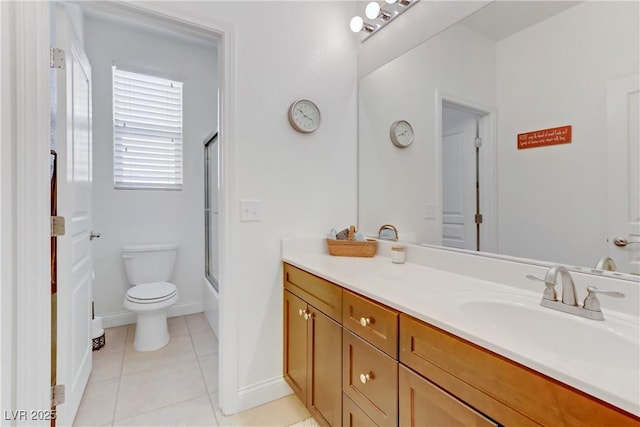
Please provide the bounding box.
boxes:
[496,1,640,266]
[84,14,219,325]
[124,0,359,414]
[359,24,496,243]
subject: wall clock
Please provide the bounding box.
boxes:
[288,99,321,133]
[389,120,414,148]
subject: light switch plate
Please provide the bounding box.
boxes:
[424,203,436,220]
[240,199,263,221]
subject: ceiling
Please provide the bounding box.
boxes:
[460,0,582,41]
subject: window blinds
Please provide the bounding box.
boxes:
[113,67,183,190]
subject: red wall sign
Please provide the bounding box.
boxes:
[517,125,572,149]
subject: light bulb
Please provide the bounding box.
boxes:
[350,16,364,32]
[365,2,381,20]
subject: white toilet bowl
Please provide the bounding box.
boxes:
[122,244,179,352]
[124,281,179,351]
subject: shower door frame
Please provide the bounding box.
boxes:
[204,130,219,291]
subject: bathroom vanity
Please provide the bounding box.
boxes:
[282,239,640,427]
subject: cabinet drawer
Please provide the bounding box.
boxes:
[400,314,638,427]
[343,394,377,427]
[399,365,498,427]
[284,263,342,323]
[343,290,398,358]
[343,330,398,427]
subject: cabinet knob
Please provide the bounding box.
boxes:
[359,317,371,327]
[298,309,311,320]
[359,373,372,384]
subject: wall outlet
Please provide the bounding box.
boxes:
[424,203,436,220]
[240,199,263,222]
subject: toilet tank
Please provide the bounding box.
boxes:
[122,243,178,285]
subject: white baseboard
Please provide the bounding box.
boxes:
[100,301,204,329]
[169,301,204,317]
[227,376,293,415]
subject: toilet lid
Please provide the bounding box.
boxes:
[126,282,176,303]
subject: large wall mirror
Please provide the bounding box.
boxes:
[358,1,639,275]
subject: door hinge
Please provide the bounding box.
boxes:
[475,214,483,224]
[51,216,66,237]
[51,384,65,406]
[50,47,65,69]
[474,137,483,148]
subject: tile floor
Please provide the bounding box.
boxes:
[73,313,310,427]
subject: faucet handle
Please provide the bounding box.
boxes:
[583,286,625,312]
[526,274,558,301]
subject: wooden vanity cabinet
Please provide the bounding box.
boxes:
[399,313,639,427]
[284,264,343,427]
[343,330,398,427]
[342,289,398,358]
[343,394,377,427]
[342,291,399,427]
[284,263,639,427]
[399,364,498,427]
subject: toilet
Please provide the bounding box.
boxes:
[122,243,179,351]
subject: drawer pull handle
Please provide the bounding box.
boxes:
[359,373,372,384]
[359,317,371,327]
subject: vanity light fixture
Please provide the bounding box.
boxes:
[350,0,418,41]
[349,16,378,33]
[365,2,394,21]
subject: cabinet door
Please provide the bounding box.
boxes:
[284,290,308,403]
[308,306,343,427]
[399,365,498,427]
[343,394,377,427]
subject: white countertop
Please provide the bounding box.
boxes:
[282,238,640,417]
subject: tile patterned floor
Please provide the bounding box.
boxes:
[73,314,310,427]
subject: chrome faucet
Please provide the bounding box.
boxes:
[595,256,617,271]
[527,265,625,321]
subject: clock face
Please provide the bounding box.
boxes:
[390,120,414,147]
[288,99,321,133]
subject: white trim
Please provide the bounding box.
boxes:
[236,377,292,414]
[100,301,205,329]
[104,1,241,415]
[12,1,52,421]
[0,1,16,416]
[435,89,498,254]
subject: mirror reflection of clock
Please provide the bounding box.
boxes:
[390,120,414,148]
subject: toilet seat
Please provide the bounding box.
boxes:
[126,282,177,304]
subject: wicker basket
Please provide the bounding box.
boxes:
[326,226,378,257]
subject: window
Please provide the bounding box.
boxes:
[113,66,183,190]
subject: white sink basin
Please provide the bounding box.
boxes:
[450,291,640,412]
[459,297,638,365]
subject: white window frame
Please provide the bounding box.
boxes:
[112,66,183,191]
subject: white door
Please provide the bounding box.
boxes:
[442,105,477,250]
[55,4,93,425]
[607,73,640,275]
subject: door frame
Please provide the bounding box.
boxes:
[1,0,52,417]
[606,73,640,274]
[4,0,242,417]
[435,90,498,254]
